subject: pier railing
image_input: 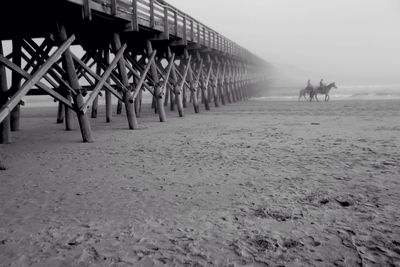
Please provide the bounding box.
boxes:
[83,0,244,57]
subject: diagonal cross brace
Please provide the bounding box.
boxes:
[71,53,124,102]
[193,58,204,91]
[84,48,130,93]
[130,50,157,101]
[178,55,192,92]
[22,39,77,96]
[0,55,74,110]
[0,35,75,124]
[80,44,127,114]
[159,53,176,97]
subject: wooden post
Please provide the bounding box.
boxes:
[83,0,92,20]
[183,16,187,44]
[0,42,11,144]
[219,61,226,105]
[168,47,183,117]
[135,88,142,117]
[131,0,139,31]
[104,49,112,123]
[197,23,201,44]
[0,153,5,170]
[164,76,170,107]
[57,100,65,123]
[91,60,100,119]
[10,39,22,131]
[149,0,155,28]
[226,60,232,104]
[146,40,166,122]
[213,59,220,108]
[190,20,194,41]
[57,23,93,142]
[182,60,187,108]
[174,11,178,36]
[163,7,169,39]
[184,49,199,113]
[111,0,117,15]
[112,33,138,129]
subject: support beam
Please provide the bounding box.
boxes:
[0,42,10,144]
[10,40,22,131]
[0,35,75,126]
[112,33,138,129]
[146,40,166,122]
[57,24,93,142]
[104,49,112,123]
[168,47,184,117]
[184,49,199,113]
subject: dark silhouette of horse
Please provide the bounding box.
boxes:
[310,82,338,102]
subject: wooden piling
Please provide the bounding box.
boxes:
[104,49,112,123]
[91,58,101,119]
[57,100,65,123]
[0,42,11,144]
[146,40,166,122]
[168,47,183,117]
[112,33,138,130]
[10,40,22,131]
[57,23,93,142]
[184,49,199,113]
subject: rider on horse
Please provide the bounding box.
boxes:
[320,79,326,88]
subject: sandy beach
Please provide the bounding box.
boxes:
[0,99,399,266]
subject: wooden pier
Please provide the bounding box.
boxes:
[0,0,267,152]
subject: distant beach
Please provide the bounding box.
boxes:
[1,99,399,266]
[260,84,400,101]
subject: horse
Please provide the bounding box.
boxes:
[298,86,314,101]
[310,82,337,102]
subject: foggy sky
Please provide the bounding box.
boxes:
[167,0,400,85]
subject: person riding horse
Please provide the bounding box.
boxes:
[320,79,326,89]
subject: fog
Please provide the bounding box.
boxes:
[167,0,400,87]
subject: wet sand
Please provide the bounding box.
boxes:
[1,99,400,266]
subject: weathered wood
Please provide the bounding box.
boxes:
[82,44,127,115]
[91,60,101,118]
[149,0,155,28]
[57,24,93,142]
[104,49,112,123]
[202,59,213,111]
[129,51,156,101]
[10,39,22,131]
[0,35,75,125]
[111,0,117,15]
[219,61,226,105]
[112,33,138,129]
[184,50,199,113]
[83,0,92,20]
[0,56,74,110]
[71,53,124,102]
[21,39,77,96]
[162,7,169,40]
[146,40,166,122]
[0,42,10,144]
[213,60,221,108]
[167,47,183,116]
[57,100,65,124]
[131,0,139,31]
